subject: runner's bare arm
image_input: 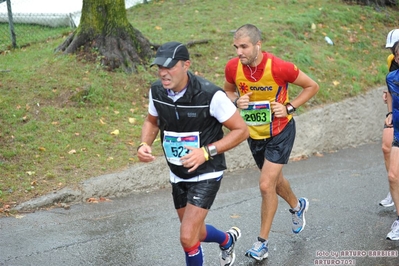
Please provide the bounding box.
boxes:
[137,114,159,162]
[223,80,238,101]
[213,110,249,154]
[289,70,319,109]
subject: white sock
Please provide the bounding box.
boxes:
[291,201,300,212]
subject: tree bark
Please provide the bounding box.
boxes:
[55,0,153,73]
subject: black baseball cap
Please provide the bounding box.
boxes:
[150,42,190,68]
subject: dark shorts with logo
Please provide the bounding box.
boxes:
[248,118,296,169]
[171,176,222,210]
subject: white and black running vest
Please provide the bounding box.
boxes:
[151,72,227,179]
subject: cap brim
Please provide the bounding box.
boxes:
[150,57,179,68]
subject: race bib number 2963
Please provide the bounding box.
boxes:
[240,101,271,126]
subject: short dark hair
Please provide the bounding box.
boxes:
[234,24,262,44]
[392,40,399,55]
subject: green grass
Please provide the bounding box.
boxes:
[0,0,397,208]
[0,22,71,51]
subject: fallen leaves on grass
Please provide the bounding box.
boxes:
[110,129,119,135]
[0,204,10,213]
[0,204,11,216]
[49,202,71,210]
[86,197,111,204]
[291,155,309,162]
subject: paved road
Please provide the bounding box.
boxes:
[1,142,399,266]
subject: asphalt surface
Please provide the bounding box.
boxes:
[1,141,399,266]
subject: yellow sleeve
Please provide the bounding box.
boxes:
[387,54,394,70]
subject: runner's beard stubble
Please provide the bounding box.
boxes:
[240,47,259,67]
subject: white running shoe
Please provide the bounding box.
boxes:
[290,197,309,234]
[245,238,269,261]
[379,192,394,207]
[386,220,399,240]
[219,227,241,266]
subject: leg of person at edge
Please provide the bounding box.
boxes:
[223,24,319,261]
[380,29,399,208]
[137,41,249,265]
[384,41,399,241]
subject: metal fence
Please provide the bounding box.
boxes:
[0,0,148,53]
[0,0,73,52]
[341,0,398,6]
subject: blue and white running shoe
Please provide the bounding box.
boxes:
[290,197,309,234]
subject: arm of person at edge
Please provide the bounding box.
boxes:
[181,109,249,173]
[137,114,159,163]
[385,90,393,127]
[223,70,319,117]
[383,90,388,105]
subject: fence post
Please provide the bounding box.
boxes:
[6,0,16,48]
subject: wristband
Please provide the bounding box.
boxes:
[286,102,296,115]
[137,142,148,151]
[233,97,239,108]
[207,144,217,157]
[201,147,209,161]
[204,145,213,160]
[386,112,393,118]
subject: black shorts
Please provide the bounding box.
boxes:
[171,176,222,210]
[384,123,393,129]
[392,137,399,148]
[247,118,296,169]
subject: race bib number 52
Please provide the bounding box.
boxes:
[240,101,271,126]
[163,131,200,165]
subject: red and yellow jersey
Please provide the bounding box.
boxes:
[225,52,299,139]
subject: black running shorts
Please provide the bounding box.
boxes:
[171,176,222,210]
[247,118,296,169]
[392,137,399,148]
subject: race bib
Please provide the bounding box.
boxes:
[240,101,272,126]
[163,131,200,165]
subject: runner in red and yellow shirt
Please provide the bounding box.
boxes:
[225,50,299,139]
[224,24,319,262]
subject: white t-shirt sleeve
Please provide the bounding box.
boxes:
[210,90,236,123]
[148,90,158,117]
[149,89,236,122]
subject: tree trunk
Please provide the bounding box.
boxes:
[55,0,153,73]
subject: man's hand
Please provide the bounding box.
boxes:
[271,101,288,117]
[180,146,207,172]
[236,92,253,109]
[137,144,156,162]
